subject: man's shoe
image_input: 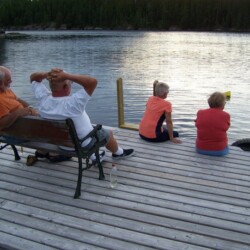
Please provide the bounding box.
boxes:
[35,150,49,159]
[34,151,71,163]
[112,149,135,160]
[91,150,106,166]
[48,154,72,163]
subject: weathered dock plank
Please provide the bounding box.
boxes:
[0,128,250,250]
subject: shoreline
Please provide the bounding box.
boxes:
[1,25,250,34]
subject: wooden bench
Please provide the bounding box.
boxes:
[0,116,106,198]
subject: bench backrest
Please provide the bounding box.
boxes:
[0,116,74,147]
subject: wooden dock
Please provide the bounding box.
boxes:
[0,127,250,250]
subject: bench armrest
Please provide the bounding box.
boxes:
[80,124,102,143]
[66,118,103,151]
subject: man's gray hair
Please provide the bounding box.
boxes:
[154,80,169,98]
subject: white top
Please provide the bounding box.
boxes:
[32,81,93,146]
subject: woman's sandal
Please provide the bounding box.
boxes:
[26,151,48,166]
[26,155,38,166]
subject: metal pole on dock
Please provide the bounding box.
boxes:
[116,78,139,131]
[116,78,125,128]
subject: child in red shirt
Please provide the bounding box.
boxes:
[195,92,230,156]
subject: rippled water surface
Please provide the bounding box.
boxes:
[1,30,249,143]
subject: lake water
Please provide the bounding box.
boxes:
[1,30,250,144]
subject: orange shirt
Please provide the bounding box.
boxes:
[0,89,24,118]
[139,96,172,138]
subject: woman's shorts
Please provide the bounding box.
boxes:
[196,146,229,156]
[59,127,110,151]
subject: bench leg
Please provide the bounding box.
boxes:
[74,152,105,198]
[0,143,21,161]
[98,163,105,180]
[95,151,105,180]
[11,145,21,161]
[74,156,83,199]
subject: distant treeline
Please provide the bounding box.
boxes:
[0,0,249,32]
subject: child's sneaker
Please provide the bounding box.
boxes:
[112,149,135,160]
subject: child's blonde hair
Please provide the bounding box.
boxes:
[153,80,169,98]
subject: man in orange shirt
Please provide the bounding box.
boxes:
[0,66,37,131]
[0,66,70,163]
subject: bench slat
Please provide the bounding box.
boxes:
[1,116,73,147]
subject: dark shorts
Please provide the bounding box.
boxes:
[59,128,110,152]
[139,128,179,143]
[82,128,110,150]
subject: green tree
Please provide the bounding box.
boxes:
[0,0,249,32]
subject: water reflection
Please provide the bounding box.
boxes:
[0,39,6,65]
[2,30,250,142]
